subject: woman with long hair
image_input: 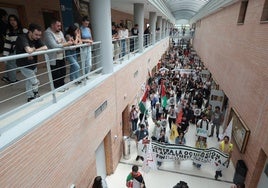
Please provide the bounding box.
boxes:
[2,14,26,83]
[65,24,82,82]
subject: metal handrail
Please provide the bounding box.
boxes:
[0,42,101,63]
[0,41,103,126]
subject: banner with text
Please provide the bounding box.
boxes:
[140,140,230,170]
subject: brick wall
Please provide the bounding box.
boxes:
[0,38,169,187]
[193,0,268,187]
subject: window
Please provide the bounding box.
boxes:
[261,0,268,22]
[237,0,248,24]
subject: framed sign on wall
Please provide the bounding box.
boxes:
[228,108,250,153]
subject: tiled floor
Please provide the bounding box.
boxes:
[106,110,235,188]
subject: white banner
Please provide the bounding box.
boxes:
[138,141,230,170]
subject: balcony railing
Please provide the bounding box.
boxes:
[0,42,102,129]
[112,36,139,63]
[0,33,169,135]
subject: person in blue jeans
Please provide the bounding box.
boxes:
[2,15,26,84]
[15,23,47,102]
[80,16,93,75]
[65,25,82,82]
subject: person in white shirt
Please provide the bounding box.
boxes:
[118,24,128,57]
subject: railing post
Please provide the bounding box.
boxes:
[44,54,57,103]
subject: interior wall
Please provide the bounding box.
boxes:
[0,38,169,187]
[193,0,268,187]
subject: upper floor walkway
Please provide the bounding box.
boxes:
[0,31,192,149]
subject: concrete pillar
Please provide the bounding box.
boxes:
[134,3,144,53]
[156,16,162,41]
[166,21,169,37]
[149,12,157,45]
[162,19,166,38]
[90,0,113,74]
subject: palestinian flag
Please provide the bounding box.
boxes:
[139,86,149,114]
[161,81,167,108]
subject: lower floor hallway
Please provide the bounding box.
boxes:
[105,110,236,188]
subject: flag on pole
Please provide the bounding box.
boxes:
[139,86,149,114]
[148,68,151,78]
[160,81,167,108]
[142,142,157,173]
[219,118,233,141]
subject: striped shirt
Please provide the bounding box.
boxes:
[3,28,27,56]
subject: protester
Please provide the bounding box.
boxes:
[157,130,169,167]
[215,135,233,180]
[193,136,207,169]
[209,106,224,141]
[152,121,162,140]
[130,105,139,134]
[175,132,186,145]
[135,123,149,161]
[126,165,146,188]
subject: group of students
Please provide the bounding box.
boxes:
[127,40,236,184]
[0,9,93,102]
[111,22,151,61]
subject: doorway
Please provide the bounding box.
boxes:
[122,105,130,137]
[95,141,107,180]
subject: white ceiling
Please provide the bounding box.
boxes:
[164,0,210,20]
[111,0,239,25]
[111,0,162,20]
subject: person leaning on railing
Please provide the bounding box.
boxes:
[80,16,93,75]
[65,24,82,83]
[15,23,47,102]
[43,18,73,92]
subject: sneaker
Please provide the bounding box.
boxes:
[34,92,40,98]
[214,174,218,180]
[75,81,82,85]
[208,135,213,137]
[10,79,19,84]
[140,156,144,161]
[1,77,10,83]
[27,97,35,102]
[58,88,66,92]
[135,156,140,161]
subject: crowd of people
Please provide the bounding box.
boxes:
[0,10,160,103]
[0,9,94,102]
[128,38,234,185]
[111,22,152,61]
